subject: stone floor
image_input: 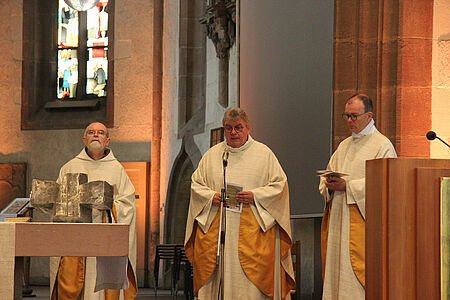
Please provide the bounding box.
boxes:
[27,285,182,300]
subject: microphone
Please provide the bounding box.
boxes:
[222,150,229,167]
[426,131,436,140]
[426,131,450,148]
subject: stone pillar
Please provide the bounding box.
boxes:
[333,0,433,157]
[396,0,433,157]
[219,58,229,107]
[149,0,163,285]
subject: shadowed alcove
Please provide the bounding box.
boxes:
[164,147,193,244]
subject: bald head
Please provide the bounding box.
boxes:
[84,122,109,138]
[347,93,373,113]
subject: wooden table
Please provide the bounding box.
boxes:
[0,222,129,300]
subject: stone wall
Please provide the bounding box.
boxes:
[333,0,437,158]
[0,0,153,284]
[432,0,450,158]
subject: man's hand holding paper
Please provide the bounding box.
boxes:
[235,191,254,205]
[226,183,245,212]
[324,175,346,191]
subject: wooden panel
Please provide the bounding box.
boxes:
[121,162,150,272]
[366,158,450,300]
[366,158,389,300]
[416,168,450,300]
[385,159,417,300]
[14,223,129,257]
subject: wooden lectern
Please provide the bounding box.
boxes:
[0,223,129,300]
[366,158,450,300]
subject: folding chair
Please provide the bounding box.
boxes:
[173,245,194,300]
[154,244,182,297]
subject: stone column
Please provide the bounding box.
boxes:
[333,0,433,157]
[149,0,163,285]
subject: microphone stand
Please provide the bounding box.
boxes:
[434,136,450,148]
[427,131,450,148]
[216,151,228,300]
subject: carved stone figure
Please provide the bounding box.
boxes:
[201,0,236,107]
[202,1,236,59]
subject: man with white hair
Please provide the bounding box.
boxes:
[185,107,295,300]
[50,122,137,300]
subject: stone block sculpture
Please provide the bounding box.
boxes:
[31,173,113,223]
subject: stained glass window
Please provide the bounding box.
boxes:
[57,0,109,100]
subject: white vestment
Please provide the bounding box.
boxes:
[185,136,294,300]
[319,122,397,300]
[50,148,137,300]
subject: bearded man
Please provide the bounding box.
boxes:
[50,122,137,300]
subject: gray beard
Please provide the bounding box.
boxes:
[87,140,103,151]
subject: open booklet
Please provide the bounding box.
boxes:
[316,170,348,178]
[225,182,244,213]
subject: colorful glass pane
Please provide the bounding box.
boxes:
[56,0,108,99]
[87,1,109,46]
[86,51,108,97]
[86,1,109,97]
[57,49,78,99]
[58,1,79,47]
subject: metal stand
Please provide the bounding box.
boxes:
[216,151,228,300]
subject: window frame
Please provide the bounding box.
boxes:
[21,0,114,130]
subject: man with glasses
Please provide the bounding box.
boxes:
[319,94,397,300]
[50,122,138,300]
[185,107,294,299]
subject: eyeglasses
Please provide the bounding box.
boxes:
[86,130,107,136]
[341,112,368,121]
[224,125,245,133]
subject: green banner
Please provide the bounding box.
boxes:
[442,177,450,300]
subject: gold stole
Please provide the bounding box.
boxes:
[185,210,220,296]
[349,204,365,287]
[239,205,294,299]
[321,202,365,287]
[321,201,331,280]
[51,205,138,300]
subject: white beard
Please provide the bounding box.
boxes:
[87,140,103,151]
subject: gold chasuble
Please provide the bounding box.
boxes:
[319,127,396,300]
[185,136,294,300]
